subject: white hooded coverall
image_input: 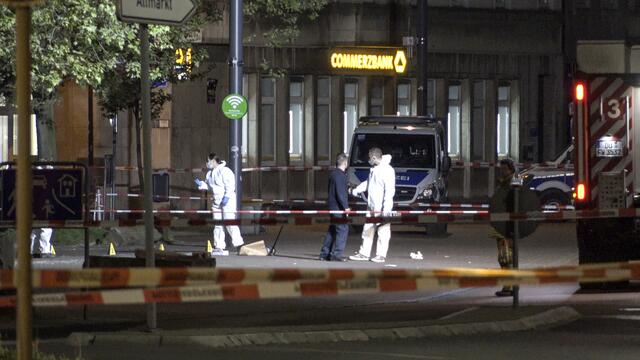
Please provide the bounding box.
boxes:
[198,161,244,250]
[31,228,53,255]
[352,154,396,258]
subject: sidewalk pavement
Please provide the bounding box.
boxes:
[66,306,580,348]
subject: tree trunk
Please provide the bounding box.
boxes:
[35,99,58,161]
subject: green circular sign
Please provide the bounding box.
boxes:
[221,94,248,119]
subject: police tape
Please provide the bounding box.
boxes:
[0,262,638,307]
[16,207,636,229]
[91,162,570,174]
[1,261,638,290]
[89,209,489,215]
[102,192,491,209]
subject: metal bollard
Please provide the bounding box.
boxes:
[511,176,522,308]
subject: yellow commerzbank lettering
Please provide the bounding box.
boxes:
[330,50,407,73]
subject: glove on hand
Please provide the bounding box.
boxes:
[221,196,229,207]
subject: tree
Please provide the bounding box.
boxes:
[0,0,216,191]
[0,0,329,181]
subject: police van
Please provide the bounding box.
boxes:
[520,144,574,209]
[347,116,451,234]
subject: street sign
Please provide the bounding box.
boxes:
[117,0,197,26]
[221,94,248,119]
[490,186,540,239]
[0,169,84,221]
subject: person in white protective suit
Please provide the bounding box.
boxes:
[195,153,244,256]
[31,228,54,258]
[349,147,396,263]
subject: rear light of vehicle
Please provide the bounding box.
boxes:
[575,183,586,201]
[575,83,585,101]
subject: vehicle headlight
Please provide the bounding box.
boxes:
[418,185,436,200]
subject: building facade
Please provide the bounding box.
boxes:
[7,0,640,207]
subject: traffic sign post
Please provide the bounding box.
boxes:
[116,0,197,332]
[229,0,244,215]
[117,0,197,25]
[222,94,248,119]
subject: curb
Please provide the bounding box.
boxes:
[67,306,581,348]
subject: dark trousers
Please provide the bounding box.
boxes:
[320,222,349,260]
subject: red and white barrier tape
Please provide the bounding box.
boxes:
[89,209,489,215]
[92,162,571,174]
[102,192,492,210]
[1,261,638,307]
[8,208,638,229]
[2,261,637,290]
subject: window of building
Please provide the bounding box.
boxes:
[575,0,590,8]
[471,81,486,160]
[538,0,551,9]
[396,81,411,116]
[260,77,276,163]
[241,75,249,163]
[316,76,331,164]
[369,79,384,116]
[343,79,358,153]
[289,78,304,161]
[12,114,38,156]
[447,82,461,157]
[0,115,9,162]
[497,84,511,158]
[426,79,436,116]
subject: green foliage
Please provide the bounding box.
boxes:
[0,0,219,116]
[245,0,328,47]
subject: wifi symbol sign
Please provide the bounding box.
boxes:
[221,94,248,119]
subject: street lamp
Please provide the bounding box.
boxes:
[107,115,117,220]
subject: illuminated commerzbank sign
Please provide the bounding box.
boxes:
[330,48,407,74]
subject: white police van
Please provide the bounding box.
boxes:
[347,116,451,234]
[520,144,574,208]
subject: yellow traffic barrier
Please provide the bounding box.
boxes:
[206,240,213,253]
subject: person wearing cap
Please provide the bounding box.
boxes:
[490,158,516,297]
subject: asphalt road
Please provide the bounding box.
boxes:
[30,222,579,269]
[4,222,639,359]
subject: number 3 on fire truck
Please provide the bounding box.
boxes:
[606,98,622,120]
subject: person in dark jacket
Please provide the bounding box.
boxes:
[319,153,350,261]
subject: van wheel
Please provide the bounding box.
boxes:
[539,189,570,209]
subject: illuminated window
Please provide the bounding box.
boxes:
[12,114,37,156]
[397,81,411,116]
[497,84,511,158]
[260,77,276,163]
[343,80,358,153]
[0,115,8,162]
[289,78,304,161]
[316,77,331,164]
[471,80,486,161]
[447,82,461,157]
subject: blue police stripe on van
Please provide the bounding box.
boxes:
[529,174,574,189]
[354,169,429,186]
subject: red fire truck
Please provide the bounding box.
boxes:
[573,41,640,265]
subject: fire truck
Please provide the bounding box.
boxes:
[573,41,640,265]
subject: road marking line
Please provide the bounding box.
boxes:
[438,306,479,320]
[246,346,449,359]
